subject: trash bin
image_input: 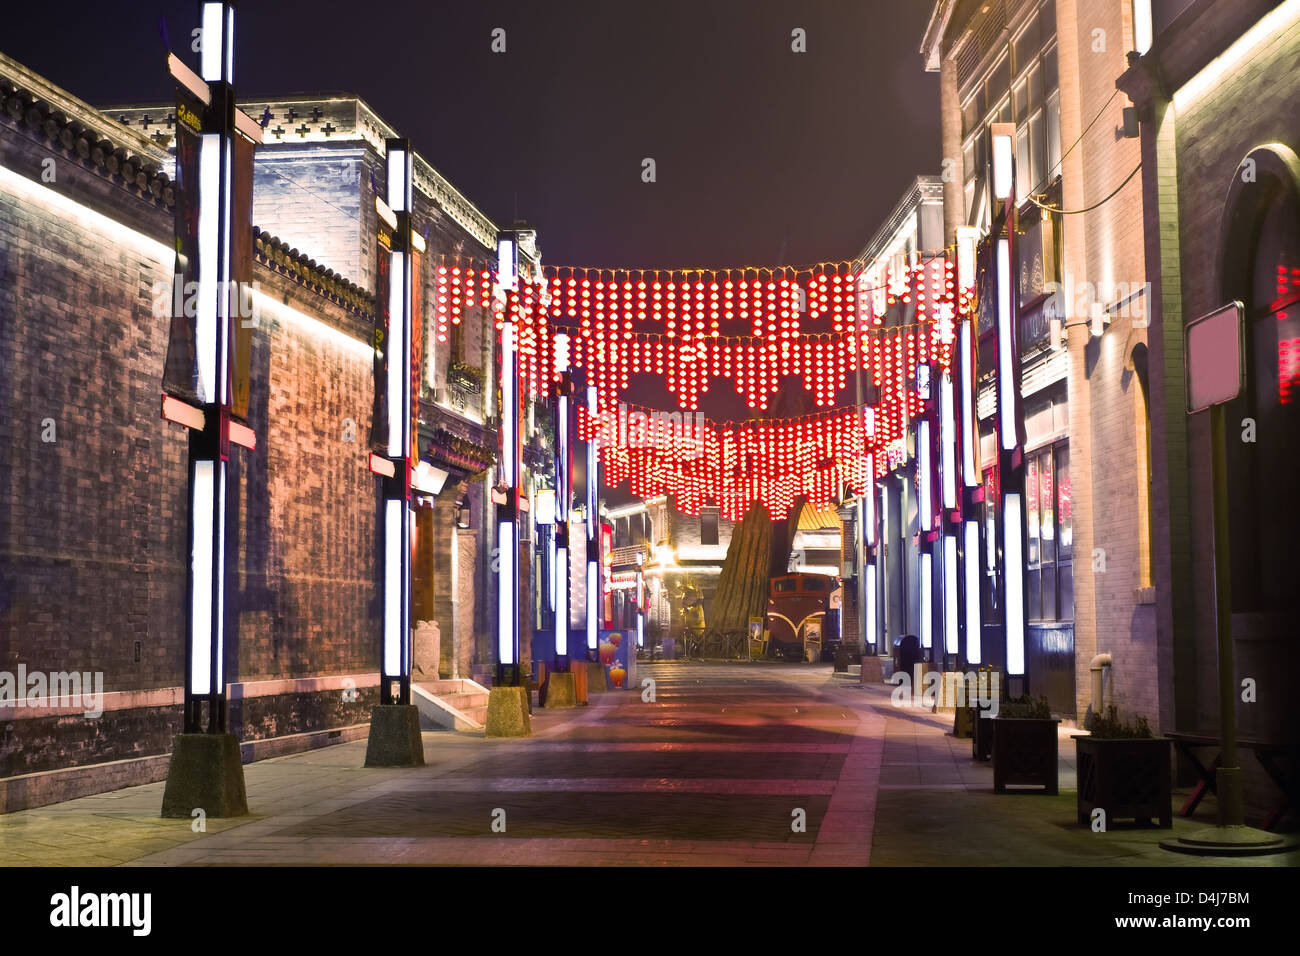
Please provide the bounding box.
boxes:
[892,634,921,680]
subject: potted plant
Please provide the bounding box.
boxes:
[1074,706,1172,828]
[992,695,1059,794]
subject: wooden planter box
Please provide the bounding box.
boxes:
[992,718,1059,794]
[972,711,995,760]
[1074,735,1172,828]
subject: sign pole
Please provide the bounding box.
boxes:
[1162,302,1291,855]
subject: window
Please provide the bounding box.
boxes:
[1045,92,1062,178]
[700,507,719,546]
[1013,13,1040,76]
[963,2,1062,222]
[1026,441,1072,622]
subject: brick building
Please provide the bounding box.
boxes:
[0,53,516,810]
[1117,0,1300,810]
[922,0,1156,722]
[607,496,734,651]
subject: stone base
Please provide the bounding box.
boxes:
[485,686,531,736]
[861,656,886,683]
[364,705,425,767]
[585,660,609,695]
[545,671,577,708]
[161,733,248,818]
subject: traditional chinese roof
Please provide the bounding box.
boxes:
[0,52,174,210]
[422,425,495,477]
[797,502,843,532]
[253,226,373,316]
[102,94,499,252]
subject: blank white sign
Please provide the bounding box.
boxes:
[1186,303,1243,413]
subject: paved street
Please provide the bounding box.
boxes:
[0,663,1295,866]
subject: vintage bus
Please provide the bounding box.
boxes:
[765,573,837,662]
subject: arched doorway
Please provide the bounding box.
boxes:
[1218,146,1300,614]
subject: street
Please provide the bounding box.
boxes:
[2,664,1292,867]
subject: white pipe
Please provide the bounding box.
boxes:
[1089,652,1113,715]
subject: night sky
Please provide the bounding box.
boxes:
[8,1,940,270]
[8,1,940,490]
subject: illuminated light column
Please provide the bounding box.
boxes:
[991,122,1029,683]
[361,137,426,766]
[917,366,938,658]
[861,413,877,655]
[585,383,600,658]
[635,552,645,649]
[553,334,572,670]
[958,314,982,663]
[381,138,413,706]
[940,370,959,657]
[161,0,260,818]
[496,233,521,687]
[920,550,933,652]
[861,462,877,653]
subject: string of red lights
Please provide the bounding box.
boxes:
[576,400,879,521]
[441,254,971,518]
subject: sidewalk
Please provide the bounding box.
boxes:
[0,666,1294,867]
[850,678,1299,867]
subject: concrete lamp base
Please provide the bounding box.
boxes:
[161,733,248,818]
[545,671,577,708]
[1160,825,1297,857]
[364,705,425,767]
[585,660,609,696]
[485,686,532,736]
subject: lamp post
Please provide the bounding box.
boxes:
[990,122,1029,695]
[940,364,960,667]
[583,382,607,695]
[160,0,260,817]
[483,231,532,734]
[955,291,983,666]
[861,404,877,658]
[362,137,425,767]
[544,333,578,707]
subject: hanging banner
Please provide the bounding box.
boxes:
[161,89,203,403]
[229,130,256,421]
[370,223,392,453]
[410,247,423,462]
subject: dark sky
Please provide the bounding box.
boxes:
[8,0,940,270]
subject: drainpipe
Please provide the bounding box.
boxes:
[1089,652,1112,715]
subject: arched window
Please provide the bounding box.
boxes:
[1219,147,1300,612]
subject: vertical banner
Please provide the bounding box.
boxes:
[229,131,255,421]
[162,90,203,402]
[410,248,423,460]
[370,224,393,453]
